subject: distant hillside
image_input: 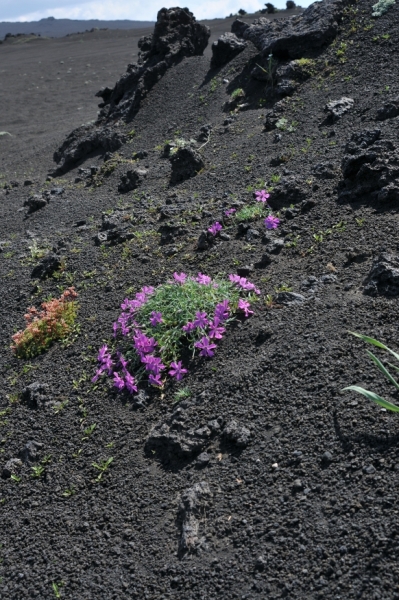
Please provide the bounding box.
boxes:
[0,16,155,40]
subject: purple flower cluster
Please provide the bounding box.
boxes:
[182,300,230,358]
[92,344,138,393]
[229,274,261,295]
[114,286,155,337]
[208,222,222,236]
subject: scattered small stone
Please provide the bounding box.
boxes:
[236,265,253,277]
[275,291,305,305]
[2,458,22,479]
[363,464,376,475]
[170,147,204,184]
[219,232,230,241]
[197,230,209,250]
[321,451,333,465]
[21,382,50,410]
[363,253,399,297]
[324,97,354,123]
[292,479,304,492]
[23,179,33,186]
[255,555,267,571]
[20,440,43,464]
[376,98,399,121]
[118,168,147,193]
[24,194,48,214]
[50,187,65,196]
[195,452,210,468]
[31,253,61,279]
[179,481,212,552]
[223,420,251,447]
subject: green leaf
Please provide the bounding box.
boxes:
[342,385,399,412]
[366,350,399,391]
[348,331,399,362]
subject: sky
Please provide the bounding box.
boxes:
[1,0,313,22]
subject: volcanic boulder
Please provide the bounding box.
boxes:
[211,32,247,67]
[97,7,210,123]
[232,0,351,58]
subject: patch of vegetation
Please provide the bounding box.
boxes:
[11,288,78,358]
[372,0,395,17]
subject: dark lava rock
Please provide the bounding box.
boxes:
[376,98,399,121]
[31,253,61,279]
[236,265,253,277]
[223,420,251,447]
[196,124,212,143]
[323,97,354,123]
[145,408,210,461]
[20,440,43,464]
[195,452,210,468]
[276,291,306,304]
[339,133,399,202]
[313,162,338,179]
[321,451,333,465]
[211,32,247,67]
[94,232,108,246]
[263,235,285,254]
[255,555,267,571]
[363,253,399,297]
[232,0,349,58]
[197,230,209,250]
[268,175,307,208]
[170,147,204,183]
[24,194,48,214]
[118,168,147,193]
[21,382,50,410]
[97,8,210,123]
[50,187,65,196]
[2,458,23,479]
[179,481,212,552]
[53,125,126,173]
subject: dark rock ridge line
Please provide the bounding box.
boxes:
[231,0,353,58]
[53,7,209,173]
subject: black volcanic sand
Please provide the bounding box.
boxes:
[1,3,399,599]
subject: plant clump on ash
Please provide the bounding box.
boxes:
[93,273,260,393]
[11,287,78,358]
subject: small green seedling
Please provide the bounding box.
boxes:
[62,488,75,497]
[11,474,21,483]
[343,332,399,411]
[82,423,96,440]
[31,465,45,478]
[174,388,191,403]
[92,457,114,481]
[52,582,64,598]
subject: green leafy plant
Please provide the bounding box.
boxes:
[343,332,399,411]
[234,204,266,223]
[11,288,78,358]
[52,582,64,598]
[82,423,96,440]
[92,457,114,481]
[174,387,192,403]
[31,465,45,478]
[372,0,395,17]
[231,88,244,100]
[274,283,292,293]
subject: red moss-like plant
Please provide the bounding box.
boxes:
[11,287,78,358]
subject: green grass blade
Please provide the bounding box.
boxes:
[366,350,399,391]
[342,385,399,412]
[349,331,399,362]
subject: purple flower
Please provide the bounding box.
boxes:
[142,355,165,375]
[196,273,212,285]
[141,286,155,296]
[224,208,236,217]
[255,189,270,203]
[113,372,125,390]
[91,366,105,383]
[112,322,118,337]
[169,360,188,381]
[125,372,138,394]
[150,311,163,326]
[195,336,217,358]
[208,319,226,340]
[229,274,241,285]
[214,300,230,322]
[193,311,208,329]
[264,215,280,230]
[182,321,195,334]
[98,344,110,363]
[238,298,253,317]
[149,373,163,387]
[208,222,222,236]
[173,272,187,284]
[133,332,157,355]
[135,292,147,304]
